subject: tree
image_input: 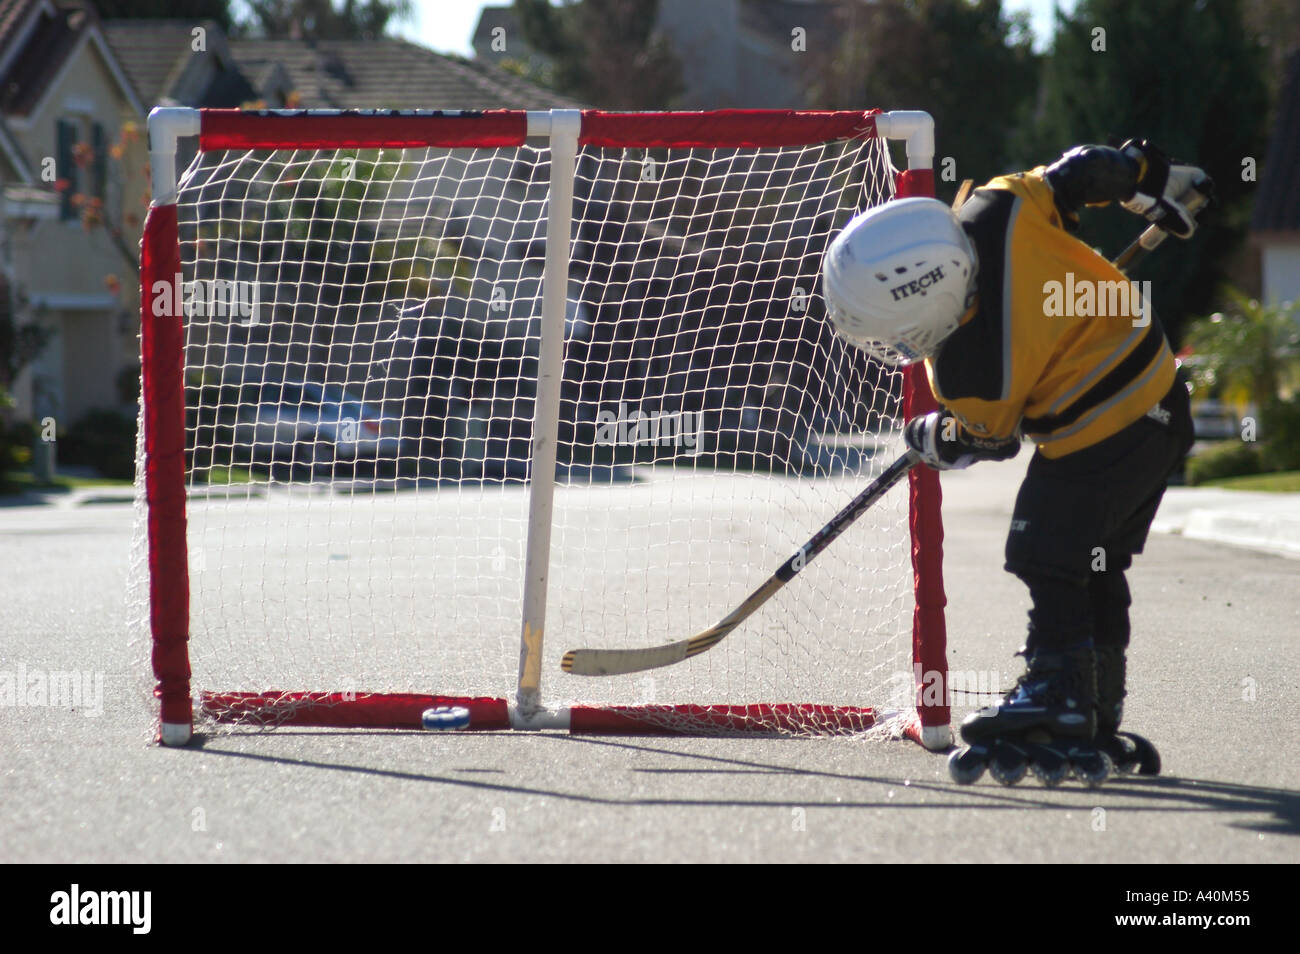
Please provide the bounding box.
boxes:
[94,0,234,29]
[512,0,683,108]
[1031,0,1269,343]
[235,0,412,40]
[1185,290,1300,410]
[1186,290,1300,473]
[816,0,1040,204]
[94,0,232,28]
[1243,0,1300,104]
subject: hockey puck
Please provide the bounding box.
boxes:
[421,705,471,731]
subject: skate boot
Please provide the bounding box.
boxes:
[947,645,1113,788]
[1094,646,1161,775]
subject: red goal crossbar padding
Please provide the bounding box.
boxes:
[199,109,530,150]
[196,108,880,152]
[577,109,878,148]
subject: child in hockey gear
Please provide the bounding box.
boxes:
[823,139,1205,786]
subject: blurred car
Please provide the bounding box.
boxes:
[1190,399,1242,441]
[233,378,404,470]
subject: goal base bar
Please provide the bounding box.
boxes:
[185,691,952,742]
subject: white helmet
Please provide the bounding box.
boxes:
[822,196,976,366]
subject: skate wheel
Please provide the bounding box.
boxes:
[1098,735,1139,774]
[988,743,1028,786]
[1028,748,1069,787]
[1120,732,1161,776]
[948,746,987,785]
[421,705,471,731]
[1070,749,1113,788]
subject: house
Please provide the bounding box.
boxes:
[1251,49,1300,306]
[0,2,583,459]
[97,17,587,477]
[473,0,838,108]
[0,0,146,432]
[103,17,582,112]
[223,35,581,110]
[3,2,854,480]
[101,18,257,108]
[109,11,863,478]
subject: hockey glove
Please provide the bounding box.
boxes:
[904,410,1020,471]
[1117,139,1213,239]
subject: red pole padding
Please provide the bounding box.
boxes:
[199,109,530,151]
[568,703,878,735]
[140,202,192,739]
[200,692,513,730]
[578,109,878,148]
[894,166,950,731]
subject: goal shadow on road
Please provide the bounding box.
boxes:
[184,731,1300,838]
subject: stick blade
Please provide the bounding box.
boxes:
[562,640,690,676]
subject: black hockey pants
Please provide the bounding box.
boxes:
[1004,378,1195,653]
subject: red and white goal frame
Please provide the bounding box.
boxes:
[137,107,949,749]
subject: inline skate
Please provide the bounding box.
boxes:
[948,645,1113,788]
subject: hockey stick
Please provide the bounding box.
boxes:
[561,450,920,676]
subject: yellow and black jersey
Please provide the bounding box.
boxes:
[925,167,1176,459]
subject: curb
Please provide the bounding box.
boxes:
[1153,487,1300,560]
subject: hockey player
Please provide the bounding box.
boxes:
[822,141,1209,786]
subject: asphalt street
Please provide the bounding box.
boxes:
[2,453,1296,863]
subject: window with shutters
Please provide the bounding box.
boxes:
[55,116,109,221]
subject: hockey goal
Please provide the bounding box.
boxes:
[132,107,949,748]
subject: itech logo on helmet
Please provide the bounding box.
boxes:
[890,265,946,301]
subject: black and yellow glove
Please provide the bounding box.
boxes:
[1117,139,1213,239]
[904,411,1020,471]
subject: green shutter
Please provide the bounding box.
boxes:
[55,118,76,220]
[91,121,106,199]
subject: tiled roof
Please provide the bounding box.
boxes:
[102,19,199,106]
[0,111,33,179]
[0,0,87,116]
[0,0,38,60]
[1252,50,1300,234]
[227,37,584,110]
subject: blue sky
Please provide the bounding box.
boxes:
[393,0,1074,58]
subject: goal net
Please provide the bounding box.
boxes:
[132,108,948,746]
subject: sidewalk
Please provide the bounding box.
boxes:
[0,485,135,510]
[941,453,1300,561]
[1152,484,1300,560]
[0,482,261,510]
